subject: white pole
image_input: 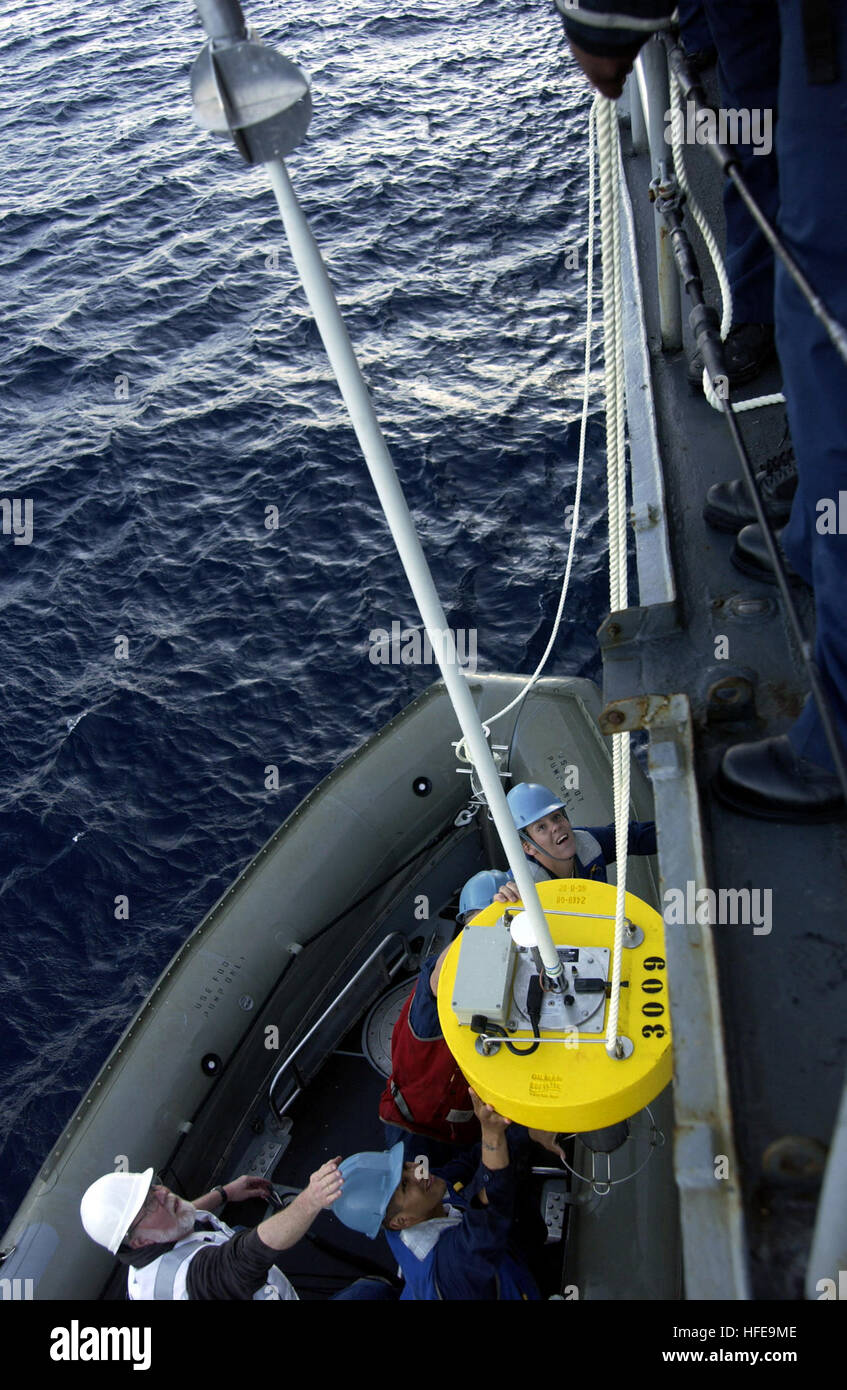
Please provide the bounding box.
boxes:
[264,157,563,981]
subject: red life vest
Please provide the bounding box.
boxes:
[379,988,480,1145]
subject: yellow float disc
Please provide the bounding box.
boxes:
[437,877,672,1131]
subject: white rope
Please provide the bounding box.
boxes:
[454,726,492,769]
[594,96,631,1060]
[670,72,732,341]
[701,370,785,412]
[669,72,785,414]
[481,101,597,732]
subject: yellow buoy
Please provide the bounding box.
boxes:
[437,877,672,1131]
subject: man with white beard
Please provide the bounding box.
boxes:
[80,1163,342,1299]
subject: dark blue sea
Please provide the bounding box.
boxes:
[0,0,610,1234]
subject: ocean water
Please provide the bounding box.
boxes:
[0,0,610,1234]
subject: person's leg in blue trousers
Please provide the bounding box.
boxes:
[777,0,847,774]
[702,0,780,324]
[677,2,714,59]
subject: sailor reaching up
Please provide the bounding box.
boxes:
[335,1090,541,1301]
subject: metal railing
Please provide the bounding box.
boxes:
[268,931,412,1118]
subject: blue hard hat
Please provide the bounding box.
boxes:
[332,1142,404,1239]
[458,869,510,920]
[507,782,567,832]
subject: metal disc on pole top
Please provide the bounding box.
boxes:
[190,35,312,163]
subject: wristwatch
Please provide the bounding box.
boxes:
[214,1184,228,1206]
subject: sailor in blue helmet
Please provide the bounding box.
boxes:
[457,868,513,924]
[378,869,509,1166]
[334,1090,540,1301]
[552,1,847,819]
[492,782,656,897]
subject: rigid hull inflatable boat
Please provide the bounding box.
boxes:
[0,674,679,1300]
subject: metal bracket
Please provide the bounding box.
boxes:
[650,172,685,217]
[598,600,680,723]
[599,603,760,732]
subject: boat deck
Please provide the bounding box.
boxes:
[615,58,847,1298]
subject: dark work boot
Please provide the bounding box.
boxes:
[730,523,806,586]
[714,735,845,822]
[703,444,797,533]
[688,322,776,390]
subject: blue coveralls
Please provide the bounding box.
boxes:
[385,1141,540,1300]
[773,2,847,775]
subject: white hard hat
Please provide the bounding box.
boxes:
[80,1168,155,1254]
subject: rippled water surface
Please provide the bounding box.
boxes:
[0,0,609,1231]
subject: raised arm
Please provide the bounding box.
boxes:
[471,1089,510,1173]
[256,1158,343,1251]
